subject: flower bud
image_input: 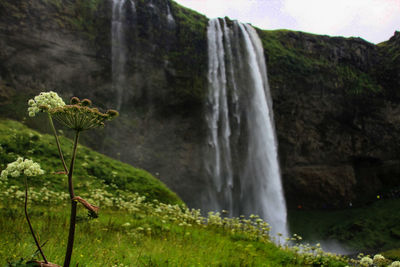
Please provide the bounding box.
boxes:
[107,109,119,118]
[81,99,92,107]
[70,97,80,105]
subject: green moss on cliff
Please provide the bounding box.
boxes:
[167,1,209,111]
[0,0,106,41]
[378,33,400,62]
[376,32,400,100]
[337,66,382,95]
[258,30,319,79]
[258,29,382,95]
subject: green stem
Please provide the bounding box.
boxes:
[48,113,68,174]
[63,131,80,267]
[24,176,48,264]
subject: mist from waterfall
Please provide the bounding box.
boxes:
[205,18,288,237]
[111,0,136,110]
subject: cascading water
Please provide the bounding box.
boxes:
[111,0,136,110]
[205,18,288,237]
[166,3,176,28]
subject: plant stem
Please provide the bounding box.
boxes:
[63,131,80,267]
[24,176,48,264]
[48,113,68,174]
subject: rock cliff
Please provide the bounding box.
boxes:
[259,30,400,208]
[0,0,399,209]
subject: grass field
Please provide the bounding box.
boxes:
[0,201,349,267]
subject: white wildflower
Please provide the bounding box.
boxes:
[11,170,20,177]
[1,157,44,179]
[0,169,9,180]
[27,91,65,117]
[373,254,385,263]
[360,256,373,266]
[390,261,400,267]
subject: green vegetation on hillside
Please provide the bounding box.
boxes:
[0,119,182,205]
[258,29,382,96]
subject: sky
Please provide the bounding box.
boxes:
[173,0,400,44]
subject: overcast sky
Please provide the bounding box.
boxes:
[173,0,400,44]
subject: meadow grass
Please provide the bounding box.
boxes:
[0,202,349,267]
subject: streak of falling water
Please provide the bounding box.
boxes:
[166,2,176,28]
[205,18,288,237]
[205,19,234,213]
[111,0,135,110]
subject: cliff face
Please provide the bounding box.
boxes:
[0,0,399,209]
[259,30,400,208]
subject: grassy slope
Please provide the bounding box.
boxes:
[0,119,182,205]
[0,119,349,266]
[0,206,300,266]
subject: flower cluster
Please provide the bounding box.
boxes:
[0,184,69,204]
[355,253,395,267]
[27,91,65,117]
[374,254,388,266]
[0,157,44,180]
[49,97,119,131]
[360,256,374,266]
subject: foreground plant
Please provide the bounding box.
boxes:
[50,97,118,267]
[0,158,51,265]
[3,92,118,266]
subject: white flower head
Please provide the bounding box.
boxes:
[0,157,44,179]
[373,254,385,263]
[390,261,400,267]
[27,91,65,117]
[360,256,373,266]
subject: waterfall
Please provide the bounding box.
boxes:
[205,18,288,237]
[166,3,176,28]
[111,0,136,110]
